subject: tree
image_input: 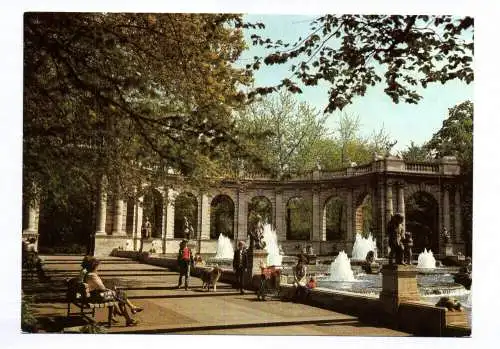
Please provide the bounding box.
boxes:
[425,101,473,168]
[400,141,431,161]
[425,100,473,255]
[330,113,393,167]
[236,90,328,178]
[247,15,473,113]
[24,13,255,206]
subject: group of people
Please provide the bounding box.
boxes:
[79,256,143,326]
[176,238,249,294]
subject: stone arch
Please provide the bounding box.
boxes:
[143,188,164,238]
[210,194,235,240]
[248,196,273,233]
[173,191,198,239]
[323,196,347,241]
[286,196,312,241]
[354,191,373,236]
[405,190,440,254]
[405,183,440,204]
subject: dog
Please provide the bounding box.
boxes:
[201,266,222,292]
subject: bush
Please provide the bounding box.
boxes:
[79,323,106,334]
[21,294,38,333]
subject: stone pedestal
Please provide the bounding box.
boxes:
[248,249,268,289]
[379,264,420,315]
[444,243,454,257]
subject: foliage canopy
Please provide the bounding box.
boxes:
[247,15,473,113]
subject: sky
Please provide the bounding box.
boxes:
[239,14,474,152]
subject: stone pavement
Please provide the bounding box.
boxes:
[23,255,411,336]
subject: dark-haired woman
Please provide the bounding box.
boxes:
[85,258,141,326]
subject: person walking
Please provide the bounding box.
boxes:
[177,240,194,290]
[233,241,248,294]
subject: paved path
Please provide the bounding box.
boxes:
[23,255,410,336]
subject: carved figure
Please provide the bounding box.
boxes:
[183,216,194,240]
[435,297,463,312]
[249,214,266,250]
[402,232,413,264]
[387,213,405,265]
[442,227,451,244]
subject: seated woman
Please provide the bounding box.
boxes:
[79,255,92,282]
[85,258,142,326]
[293,256,308,302]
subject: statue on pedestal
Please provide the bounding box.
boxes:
[248,214,266,251]
[139,216,152,253]
[387,213,405,265]
[183,216,194,240]
[402,232,413,265]
[442,227,451,244]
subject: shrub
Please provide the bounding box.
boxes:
[21,294,38,333]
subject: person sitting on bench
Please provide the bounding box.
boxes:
[85,258,142,326]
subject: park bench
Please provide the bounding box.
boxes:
[66,278,117,327]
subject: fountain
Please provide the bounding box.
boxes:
[262,224,282,267]
[417,249,436,269]
[327,251,356,282]
[214,234,234,260]
[351,233,378,260]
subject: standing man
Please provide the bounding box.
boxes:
[233,241,248,295]
[177,239,193,290]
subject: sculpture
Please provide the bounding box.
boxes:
[183,216,194,240]
[142,217,151,239]
[248,214,266,250]
[442,227,451,244]
[362,250,381,274]
[402,232,413,264]
[387,213,405,265]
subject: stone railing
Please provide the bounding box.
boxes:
[166,156,459,183]
[404,162,440,173]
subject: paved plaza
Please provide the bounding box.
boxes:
[22,255,411,336]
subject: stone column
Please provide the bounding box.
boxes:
[25,200,39,233]
[96,179,107,235]
[131,190,138,238]
[159,189,167,254]
[397,182,405,227]
[346,189,354,241]
[312,187,321,241]
[134,196,144,246]
[442,185,450,232]
[454,187,462,242]
[121,200,128,235]
[275,190,285,242]
[199,193,211,240]
[377,178,387,255]
[236,188,248,243]
[320,194,327,242]
[165,188,175,240]
[386,181,394,223]
[22,198,40,252]
[112,197,125,235]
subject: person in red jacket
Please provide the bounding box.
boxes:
[177,240,194,290]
